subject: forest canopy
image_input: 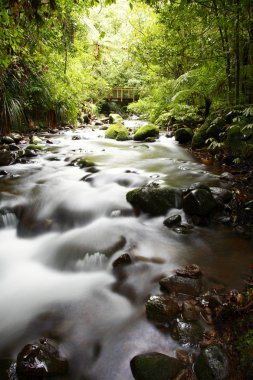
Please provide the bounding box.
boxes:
[0,0,252,134]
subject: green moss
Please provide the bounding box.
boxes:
[236,329,253,377]
[145,137,156,143]
[134,124,159,141]
[109,113,123,124]
[27,144,44,151]
[70,156,95,168]
[105,123,129,141]
[126,185,182,216]
[175,127,193,144]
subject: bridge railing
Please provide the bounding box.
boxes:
[108,87,139,102]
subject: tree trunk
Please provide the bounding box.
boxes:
[47,110,57,129]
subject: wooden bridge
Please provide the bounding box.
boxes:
[108,87,139,103]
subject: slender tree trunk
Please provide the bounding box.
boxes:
[235,0,240,104]
[212,0,233,104]
[64,42,68,75]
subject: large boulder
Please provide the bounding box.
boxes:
[183,189,217,216]
[109,113,123,124]
[175,127,193,144]
[134,124,159,141]
[126,185,182,216]
[194,345,229,380]
[130,352,184,380]
[145,295,180,323]
[0,150,14,166]
[16,338,68,377]
[105,123,129,141]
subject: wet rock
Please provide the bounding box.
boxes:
[24,148,37,157]
[9,143,20,151]
[0,170,8,176]
[10,133,22,143]
[126,185,182,216]
[184,182,211,195]
[210,187,233,205]
[160,274,202,296]
[30,135,43,144]
[171,319,204,347]
[145,137,156,143]
[176,350,195,366]
[0,150,14,166]
[183,189,217,216]
[145,295,180,323]
[16,338,68,377]
[70,156,95,168]
[220,172,234,182]
[194,345,229,380]
[1,136,15,144]
[175,127,193,144]
[134,124,159,141]
[72,135,81,140]
[163,214,182,228]
[175,264,202,278]
[182,299,200,321]
[109,113,123,124]
[112,253,132,268]
[172,224,193,234]
[130,352,184,380]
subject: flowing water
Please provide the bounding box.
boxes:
[0,122,252,379]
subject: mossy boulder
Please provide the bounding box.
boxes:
[109,113,123,124]
[175,127,193,144]
[105,123,130,141]
[134,124,159,141]
[70,156,95,168]
[126,185,182,216]
[30,136,43,144]
[130,352,184,380]
[194,345,229,380]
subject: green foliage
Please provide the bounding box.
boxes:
[105,123,130,141]
[134,123,159,141]
[236,329,253,374]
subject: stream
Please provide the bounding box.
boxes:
[0,121,252,379]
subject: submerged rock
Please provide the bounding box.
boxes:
[130,352,184,380]
[194,345,229,380]
[126,185,182,216]
[145,295,180,323]
[16,338,68,377]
